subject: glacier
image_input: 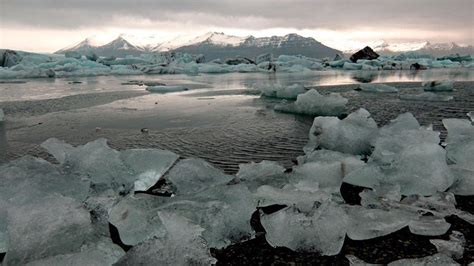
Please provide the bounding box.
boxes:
[1,47,472,80]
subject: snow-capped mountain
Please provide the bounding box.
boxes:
[346,41,474,57]
[56,36,144,57]
[173,32,342,61]
[153,32,249,52]
[56,32,341,60]
[55,36,105,54]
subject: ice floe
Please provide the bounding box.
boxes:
[274,89,348,116]
[422,80,454,91]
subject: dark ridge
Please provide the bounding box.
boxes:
[0,253,5,263]
[109,223,133,252]
[342,226,438,264]
[455,195,474,214]
[211,235,348,266]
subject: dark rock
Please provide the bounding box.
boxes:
[225,57,255,65]
[1,50,22,67]
[410,62,428,70]
[333,53,344,61]
[45,69,55,78]
[340,182,369,205]
[350,46,379,63]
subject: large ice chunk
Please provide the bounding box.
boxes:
[24,238,125,266]
[254,185,330,212]
[290,152,365,192]
[165,158,233,195]
[4,196,94,265]
[108,194,169,246]
[443,118,474,195]
[422,80,454,91]
[261,201,348,255]
[114,211,216,266]
[304,108,378,155]
[0,156,90,205]
[344,113,454,196]
[345,206,411,240]
[235,160,287,189]
[430,231,465,260]
[259,84,307,99]
[41,138,131,193]
[120,149,179,192]
[275,89,348,116]
[355,83,399,93]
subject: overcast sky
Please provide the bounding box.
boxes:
[1,0,473,52]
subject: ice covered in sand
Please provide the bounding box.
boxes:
[146,85,188,93]
[422,80,454,91]
[355,83,399,93]
[400,92,453,102]
[274,89,348,116]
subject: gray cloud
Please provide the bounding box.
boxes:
[1,0,473,40]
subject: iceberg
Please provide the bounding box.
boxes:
[422,80,454,91]
[41,138,133,193]
[259,84,307,99]
[108,194,169,246]
[114,211,216,266]
[275,89,348,116]
[443,118,474,195]
[261,201,348,255]
[24,238,124,266]
[254,185,330,212]
[304,108,378,155]
[343,62,363,70]
[165,158,233,195]
[344,113,454,196]
[120,149,179,192]
[345,206,411,240]
[430,231,465,259]
[4,196,94,265]
[355,83,399,93]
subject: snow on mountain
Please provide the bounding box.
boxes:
[345,40,473,57]
[154,32,248,52]
[56,36,106,54]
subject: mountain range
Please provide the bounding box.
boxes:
[56,32,342,60]
[56,32,473,60]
